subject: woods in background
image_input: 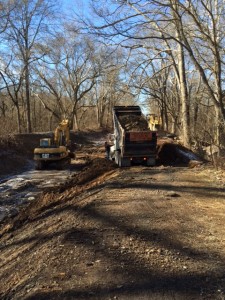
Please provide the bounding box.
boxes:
[0,0,224,154]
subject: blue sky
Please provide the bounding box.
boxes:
[62,0,88,15]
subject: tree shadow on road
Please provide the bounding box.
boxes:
[1,190,225,300]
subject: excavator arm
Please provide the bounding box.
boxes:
[54,119,71,146]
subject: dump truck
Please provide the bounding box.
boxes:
[106,106,157,167]
[34,119,75,170]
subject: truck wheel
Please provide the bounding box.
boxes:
[147,158,156,166]
[118,155,130,167]
[115,151,119,165]
[118,154,122,167]
[108,148,115,161]
[122,158,131,167]
[116,152,123,167]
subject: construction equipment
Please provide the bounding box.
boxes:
[147,114,162,131]
[34,119,75,170]
[106,106,157,167]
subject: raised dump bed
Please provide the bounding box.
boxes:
[107,106,157,167]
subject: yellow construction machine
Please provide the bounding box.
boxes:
[34,119,75,170]
[147,114,162,131]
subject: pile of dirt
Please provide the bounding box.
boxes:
[0,133,53,179]
[0,152,28,178]
[157,141,203,166]
[0,135,31,178]
[58,158,117,193]
[118,115,149,131]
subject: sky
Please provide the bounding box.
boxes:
[60,0,149,114]
[62,0,89,16]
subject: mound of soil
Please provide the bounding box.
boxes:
[58,158,117,193]
[118,115,149,131]
[157,141,202,165]
[0,152,28,178]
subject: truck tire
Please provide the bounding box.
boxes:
[118,154,122,167]
[118,154,130,167]
[108,148,115,161]
[147,158,156,166]
[115,151,119,165]
[122,158,131,167]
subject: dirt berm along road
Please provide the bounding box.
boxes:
[1,132,225,300]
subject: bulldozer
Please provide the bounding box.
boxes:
[34,119,75,170]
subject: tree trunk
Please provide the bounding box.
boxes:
[73,112,79,131]
[214,106,223,151]
[178,44,190,147]
[16,104,22,134]
[193,102,199,137]
[161,96,168,131]
[172,2,190,147]
[25,61,32,133]
[99,104,105,128]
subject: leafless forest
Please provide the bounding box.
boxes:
[0,0,225,153]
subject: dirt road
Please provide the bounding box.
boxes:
[1,161,225,299]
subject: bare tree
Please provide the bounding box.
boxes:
[90,46,135,128]
[85,0,225,147]
[0,58,24,133]
[36,30,103,130]
[176,0,225,147]
[4,0,57,133]
[0,0,15,36]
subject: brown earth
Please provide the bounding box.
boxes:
[1,132,225,299]
[118,115,149,131]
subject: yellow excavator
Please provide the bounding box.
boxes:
[147,114,162,131]
[34,119,75,170]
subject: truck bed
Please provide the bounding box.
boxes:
[117,114,149,131]
[111,106,157,166]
